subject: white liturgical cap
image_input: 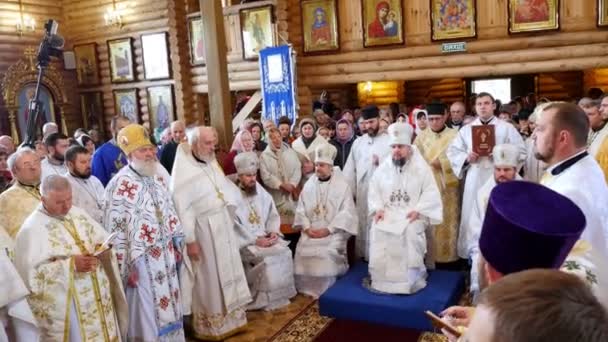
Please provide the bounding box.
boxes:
[234,151,259,174]
[492,144,519,167]
[388,122,413,146]
[314,143,337,165]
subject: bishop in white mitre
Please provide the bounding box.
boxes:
[15,175,128,341]
[170,127,251,340]
[368,123,443,294]
[466,143,522,298]
[232,152,297,311]
[446,93,526,259]
[104,124,185,341]
[64,145,105,224]
[343,105,391,261]
[293,143,358,298]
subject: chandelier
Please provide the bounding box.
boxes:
[104,0,123,28]
[16,0,36,36]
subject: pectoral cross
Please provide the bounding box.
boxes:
[248,210,260,225]
[215,187,225,202]
[313,204,326,218]
[155,207,164,223]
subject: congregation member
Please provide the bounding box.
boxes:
[0,136,15,156]
[581,97,608,160]
[446,92,526,261]
[104,124,186,341]
[249,121,268,154]
[466,144,521,297]
[523,103,548,182]
[40,132,69,180]
[42,122,58,139]
[293,143,357,298]
[222,129,256,181]
[368,122,442,294]
[413,102,460,267]
[171,126,251,340]
[463,270,608,342]
[76,134,96,154]
[159,120,186,174]
[588,95,608,180]
[88,128,102,148]
[534,102,608,305]
[92,115,131,187]
[414,109,428,135]
[278,116,293,144]
[232,152,297,310]
[292,118,326,184]
[343,105,391,260]
[330,118,356,170]
[0,149,41,242]
[448,101,466,130]
[260,127,302,250]
[15,175,127,341]
[64,145,105,225]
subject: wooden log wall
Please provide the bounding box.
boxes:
[405,79,465,106]
[357,81,404,107]
[0,0,78,136]
[310,85,358,114]
[584,68,608,95]
[537,72,583,101]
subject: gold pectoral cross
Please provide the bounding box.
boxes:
[248,210,260,225]
[313,205,325,218]
[155,206,163,223]
[216,188,225,202]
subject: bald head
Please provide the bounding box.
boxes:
[42,122,59,138]
[190,126,216,161]
[450,101,466,123]
[41,175,73,216]
[0,135,15,154]
[170,120,186,143]
[111,116,132,136]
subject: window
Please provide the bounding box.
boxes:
[471,78,511,103]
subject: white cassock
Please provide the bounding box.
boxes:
[293,169,358,298]
[170,144,251,340]
[40,158,67,181]
[368,148,443,294]
[342,133,391,260]
[233,182,297,311]
[523,137,546,183]
[0,230,38,342]
[65,172,106,225]
[542,151,608,306]
[446,117,526,258]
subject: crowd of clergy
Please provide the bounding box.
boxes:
[1,89,608,342]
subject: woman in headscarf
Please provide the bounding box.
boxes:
[248,120,267,154]
[330,118,356,170]
[77,134,96,154]
[291,118,326,185]
[222,129,255,181]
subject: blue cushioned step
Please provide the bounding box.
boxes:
[319,262,465,331]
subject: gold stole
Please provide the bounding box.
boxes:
[424,132,458,187]
[62,217,112,342]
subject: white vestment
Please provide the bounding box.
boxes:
[0,230,38,342]
[41,158,67,181]
[14,206,127,342]
[65,172,106,225]
[293,170,358,298]
[446,117,526,258]
[233,182,296,311]
[342,132,391,260]
[588,123,608,158]
[368,148,443,294]
[292,135,327,183]
[170,144,251,340]
[542,153,608,304]
[259,144,302,225]
[104,165,185,342]
[523,137,546,183]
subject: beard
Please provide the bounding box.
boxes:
[72,168,91,179]
[367,124,380,137]
[239,181,257,195]
[53,151,65,162]
[533,143,554,163]
[392,157,406,167]
[131,158,158,177]
[495,175,511,183]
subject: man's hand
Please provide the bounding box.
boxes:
[374,210,385,223]
[431,158,441,170]
[267,232,279,245]
[74,255,98,273]
[186,242,201,262]
[309,228,330,239]
[441,305,475,327]
[280,183,295,194]
[406,211,420,222]
[127,267,139,288]
[467,152,479,163]
[372,154,379,167]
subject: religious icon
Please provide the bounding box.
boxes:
[188,15,205,65]
[107,38,135,83]
[508,0,559,33]
[361,0,404,47]
[113,89,139,123]
[74,43,100,86]
[598,0,608,27]
[240,5,275,60]
[17,84,55,140]
[301,0,339,54]
[146,85,174,143]
[430,0,477,41]
[141,32,171,80]
[80,92,104,133]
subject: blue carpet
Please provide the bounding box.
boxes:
[319,262,465,331]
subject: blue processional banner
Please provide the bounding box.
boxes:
[259,45,297,126]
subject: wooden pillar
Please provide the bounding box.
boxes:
[199,0,232,150]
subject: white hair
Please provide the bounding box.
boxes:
[188,126,201,146]
[7,147,37,173]
[42,122,59,136]
[40,174,71,197]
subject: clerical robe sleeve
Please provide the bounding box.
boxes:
[342,145,357,198]
[265,196,281,235]
[293,190,311,230]
[467,197,484,257]
[504,125,527,164]
[367,169,384,216]
[596,140,608,184]
[413,162,443,225]
[327,186,358,236]
[446,128,469,179]
[287,151,302,187]
[260,155,282,190]
[174,199,197,244]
